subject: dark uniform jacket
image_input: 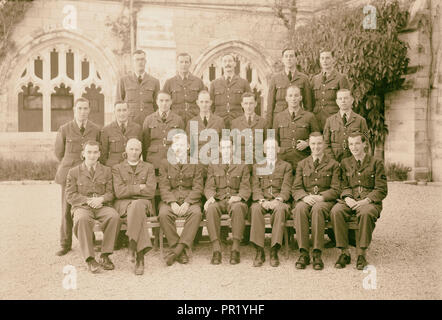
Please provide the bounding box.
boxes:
[266,70,312,127]
[252,159,293,202]
[65,162,114,210]
[340,155,388,206]
[231,114,267,161]
[158,163,203,205]
[292,154,341,202]
[162,74,206,123]
[323,111,369,162]
[116,72,160,125]
[100,121,142,167]
[205,163,251,202]
[209,75,251,126]
[142,111,185,168]
[54,120,101,186]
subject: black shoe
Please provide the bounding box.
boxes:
[295,253,310,269]
[270,247,280,267]
[177,251,189,264]
[253,247,265,267]
[211,251,222,265]
[335,253,351,269]
[165,251,177,266]
[312,251,324,270]
[135,254,144,276]
[100,255,115,270]
[356,255,368,270]
[87,258,100,273]
[229,250,240,265]
[56,247,71,256]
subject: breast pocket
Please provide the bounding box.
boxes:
[275,85,286,101]
[187,87,199,102]
[140,85,155,104]
[215,174,227,188]
[168,175,179,189]
[278,123,291,139]
[230,176,241,189]
[182,173,193,187]
[171,87,183,104]
[214,89,226,106]
[259,176,269,189]
[94,180,106,195]
[319,171,332,187]
[232,89,244,104]
[295,124,309,140]
[66,137,83,153]
[109,136,125,153]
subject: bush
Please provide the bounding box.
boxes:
[385,162,411,181]
[0,157,57,181]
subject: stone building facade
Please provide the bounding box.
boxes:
[0,0,440,181]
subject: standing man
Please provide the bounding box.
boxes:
[65,140,119,273]
[266,48,312,128]
[273,85,320,172]
[116,49,160,126]
[250,138,292,267]
[231,92,267,163]
[291,132,341,270]
[330,133,388,270]
[209,54,252,128]
[311,49,350,130]
[323,89,369,162]
[204,139,251,265]
[100,101,142,167]
[54,97,101,256]
[158,133,203,266]
[142,91,185,171]
[112,138,157,275]
[163,53,206,124]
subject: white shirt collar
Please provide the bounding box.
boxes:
[75,119,86,129]
[354,153,366,163]
[127,160,140,166]
[312,154,324,163]
[116,120,128,128]
[135,71,145,79]
[200,113,210,121]
[339,110,352,119]
[158,110,170,118]
[84,162,97,171]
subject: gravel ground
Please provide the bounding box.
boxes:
[0,183,440,300]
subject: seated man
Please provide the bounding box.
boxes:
[292,132,341,270]
[330,133,388,270]
[204,139,251,265]
[112,138,156,275]
[158,132,203,266]
[250,138,293,267]
[65,140,119,273]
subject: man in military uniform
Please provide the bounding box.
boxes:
[266,48,312,128]
[292,132,341,270]
[273,85,320,172]
[100,101,142,167]
[204,139,251,265]
[250,138,292,267]
[54,97,101,256]
[116,49,160,126]
[330,133,388,270]
[311,50,350,130]
[209,53,252,128]
[65,141,119,273]
[112,138,156,275]
[142,91,185,171]
[158,133,203,266]
[231,92,267,163]
[323,89,369,162]
[163,53,207,124]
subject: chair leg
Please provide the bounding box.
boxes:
[159,228,164,259]
[153,227,159,251]
[284,226,289,259]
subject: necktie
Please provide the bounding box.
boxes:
[121,123,126,134]
[322,72,327,83]
[248,116,252,126]
[291,112,296,121]
[80,124,85,135]
[288,71,292,81]
[138,75,142,84]
[89,166,95,179]
[314,158,320,168]
[226,77,231,85]
[357,160,362,168]
[343,113,347,125]
[203,116,208,127]
[161,112,167,122]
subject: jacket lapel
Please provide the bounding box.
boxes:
[293,109,305,122]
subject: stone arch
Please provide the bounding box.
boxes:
[192,39,273,115]
[1,29,120,132]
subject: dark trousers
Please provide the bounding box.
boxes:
[206,200,248,242]
[60,184,73,249]
[250,202,288,248]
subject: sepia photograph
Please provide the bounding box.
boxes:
[0,0,440,304]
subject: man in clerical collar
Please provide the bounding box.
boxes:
[204,139,251,265]
[158,133,203,266]
[209,53,251,128]
[250,138,293,267]
[273,85,320,173]
[65,140,119,273]
[142,91,184,171]
[266,47,312,127]
[112,138,156,275]
[323,89,369,162]
[291,132,341,270]
[311,49,350,130]
[163,53,206,124]
[330,133,388,270]
[116,49,160,126]
[54,97,101,256]
[100,101,142,168]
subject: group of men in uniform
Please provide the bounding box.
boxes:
[53,47,387,275]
